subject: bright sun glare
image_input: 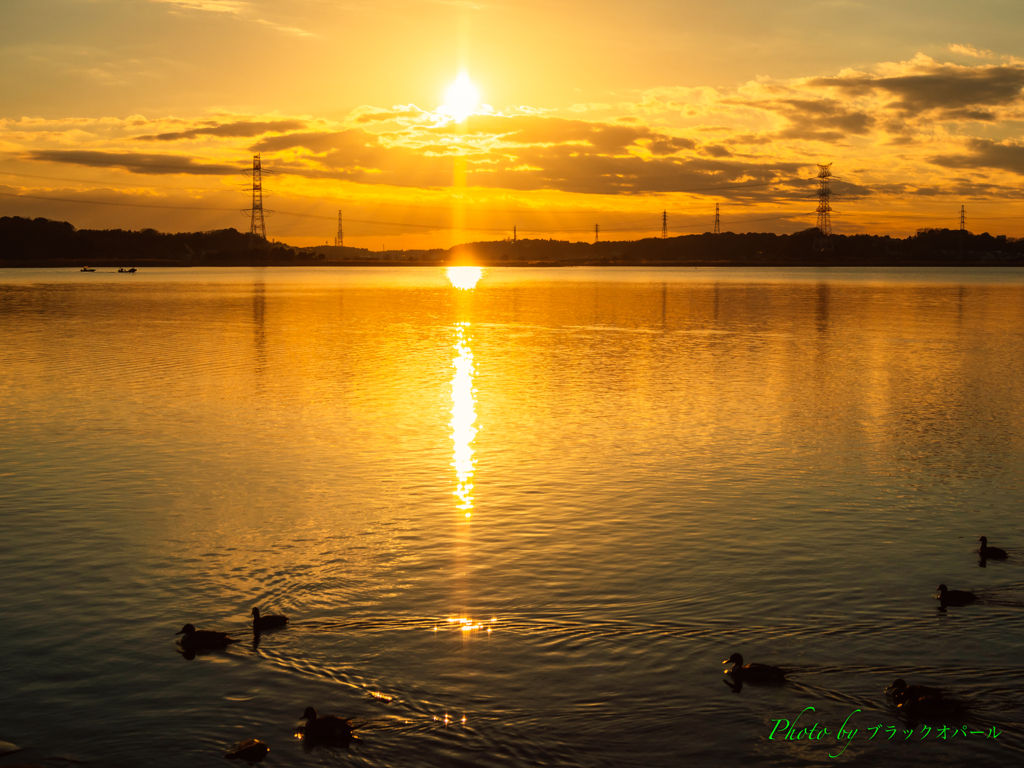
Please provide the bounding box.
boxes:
[446,266,483,290]
[442,73,480,123]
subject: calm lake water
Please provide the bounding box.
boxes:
[2,266,1024,767]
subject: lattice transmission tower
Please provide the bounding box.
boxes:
[714,203,720,235]
[959,204,965,258]
[335,210,344,248]
[595,224,599,243]
[247,153,267,249]
[815,163,833,252]
[662,210,667,239]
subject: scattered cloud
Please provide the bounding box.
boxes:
[931,139,1024,176]
[702,145,732,158]
[253,18,316,37]
[25,150,241,175]
[353,107,432,124]
[809,56,1024,117]
[948,44,994,59]
[137,119,307,141]
[750,97,876,142]
[149,0,249,13]
[245,120,803,196]
[649,137,697,155]
[148,0,314,37]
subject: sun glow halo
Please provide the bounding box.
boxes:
[442,73,480,123]
[446,266,483,290]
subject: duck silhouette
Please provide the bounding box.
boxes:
[299,707,354,744]
[936,584,977,607]
[175,623,239,650]
[886,678,944,703]
[723,653,786,683]
[251,607,288,631]
[978,536,1007,560]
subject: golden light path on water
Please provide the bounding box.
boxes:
[449,322,477,516]
[445,266,491,641]
[446,267,483,518]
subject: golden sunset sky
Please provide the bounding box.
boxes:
[2,0,1024,249]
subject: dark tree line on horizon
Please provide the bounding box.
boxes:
[0,216,299,266]
[2,215,1023,267]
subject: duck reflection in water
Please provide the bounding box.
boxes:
[224,738,269,764]
[898,694,966,722]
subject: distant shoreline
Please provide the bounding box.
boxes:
[4,215,1024,269]
[3,259,1023,269]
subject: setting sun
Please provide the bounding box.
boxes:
[446,266,484,290]
[441,73,480,123]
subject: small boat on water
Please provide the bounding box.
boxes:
[118,267,138,273]
[80,266,95,272]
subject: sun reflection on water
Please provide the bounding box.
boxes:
[450,323,477,514]
[438,616,493,634]
[446,266,484,290]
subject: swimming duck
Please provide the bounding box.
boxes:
[978,536,1007,559]
[224,739,269,762]
[936,584,977,606]
[175,623,239,649]
[251,607,288,631]
[299,707,354,743]
[886,678,944,704]
[723,653,786,683]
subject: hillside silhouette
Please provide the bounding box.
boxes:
[2,216,1022,267]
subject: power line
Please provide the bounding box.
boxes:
[0,191,812,234]
[8,168,1024,229]
[0,190,240,211]
[0,169,214,190]
[1,170,779,212]
[960,204,965,258]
